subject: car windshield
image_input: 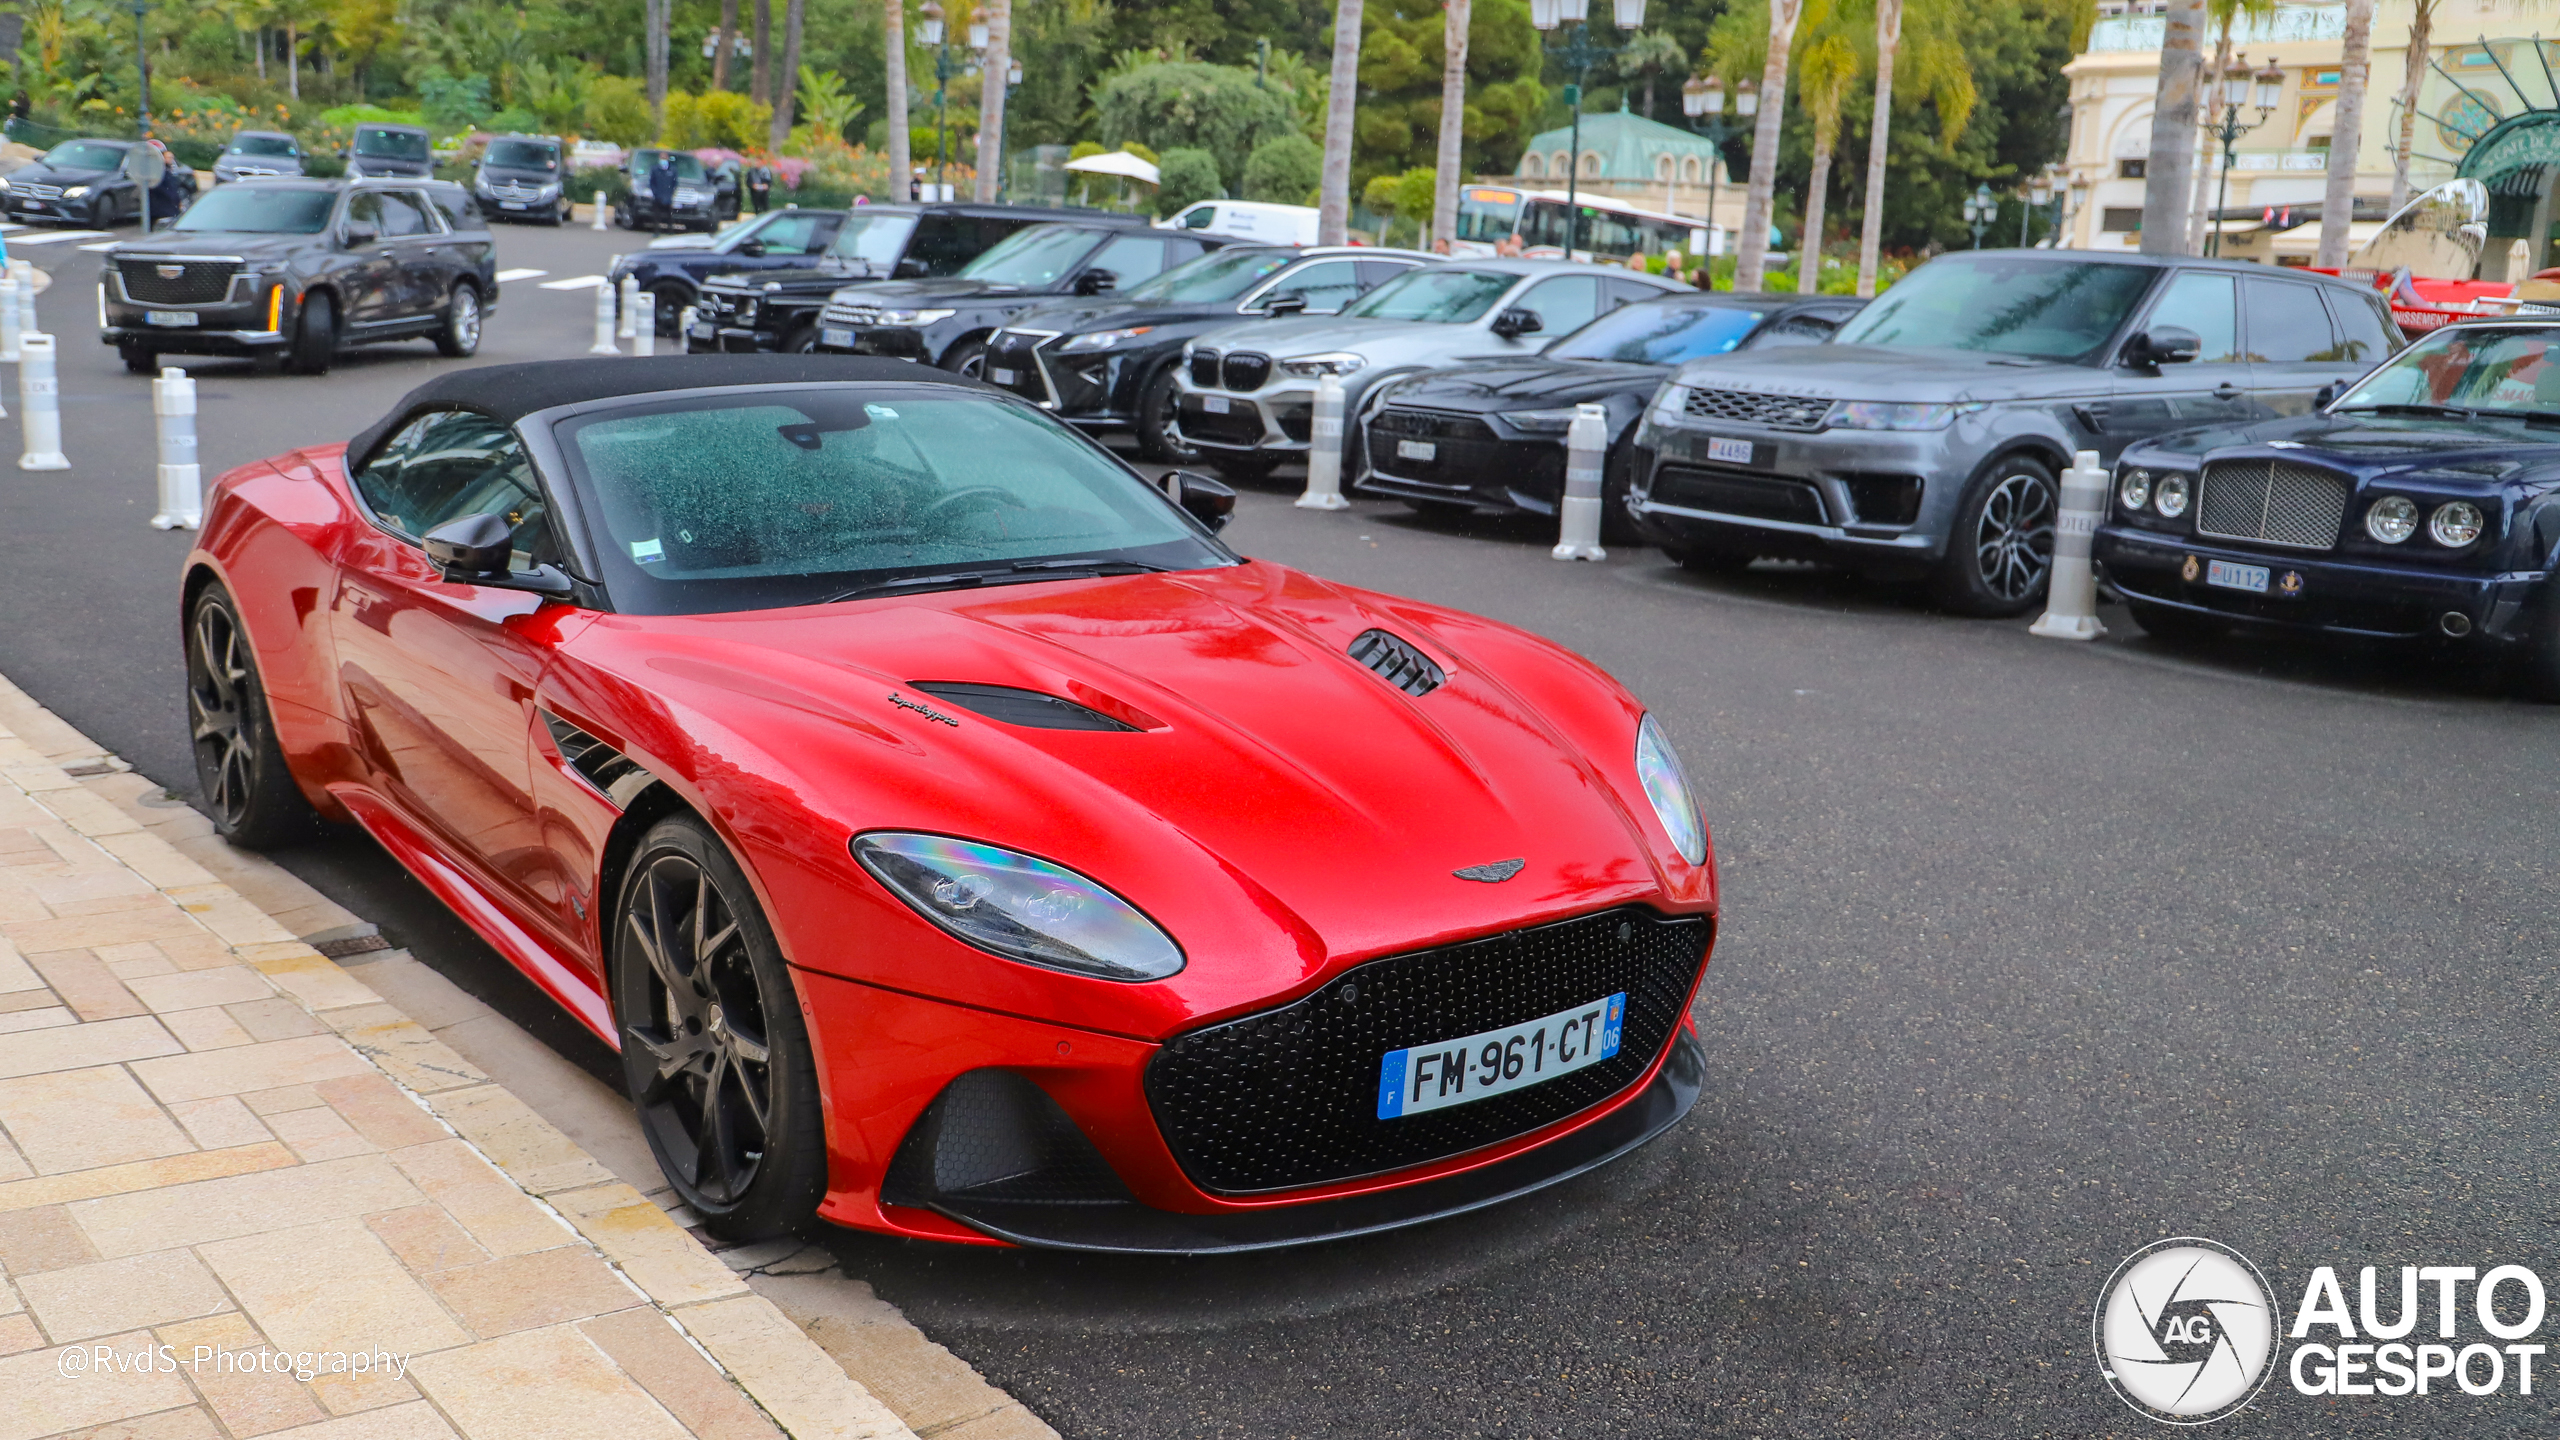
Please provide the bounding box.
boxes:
[172,187,336,234]
[44,140,127,171]
[1124,248,1293,302]
[1341,268,1517,323]
[1547,302,1771,363]
[554,386,1233,615]
[961,225,1102,286]
[634,151,708,181]
[824,212,916,266]
[1829,255,2157,361]
[353,128,429,161]
[227,135,297,158]
[484,140,558,170]
[2331,326,2560,416]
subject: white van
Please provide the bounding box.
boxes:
[1160,200,1321,246]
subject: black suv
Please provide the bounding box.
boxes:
[986,244,1430,459]
[609,206,850,333]
[471,134,570,225]
[812,222,1232,377]
[99,179,498,376]
[690,203,1143,354]
[2,138,197,227]
[343,123,434,181]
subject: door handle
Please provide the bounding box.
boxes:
[2213,382,2242,399]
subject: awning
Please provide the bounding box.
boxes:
[2206,218,2265,235]
[1064,151,1159,185]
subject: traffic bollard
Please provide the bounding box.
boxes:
[588,277,619,355]
[677,305,696,351]
[7,260,32,362]
[633,293,656,357]
[2030,447,2109,641]
[17,333,66,470]
[1294,373,1351,510]
[618,276,639,339]
[1,268,21,364]
[591,190,609,230]
[150,366,200,530]
[1551,403,1610,561]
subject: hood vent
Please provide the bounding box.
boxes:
[908,682,1137,732]
[1347,629,1445,697]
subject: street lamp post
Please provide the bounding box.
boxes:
[999,56,1022,200]
[916,3,987,201]
[132,1,150,137]
[1963,183,1995,249]
[2204,58,2284,257]
[1679,73,1756,264]
[2021,172,2050,247]
[1528,0,1648,262]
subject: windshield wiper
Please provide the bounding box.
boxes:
[811,558,1171,606]
[2334,402,2477,420]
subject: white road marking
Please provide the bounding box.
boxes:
[76,240,119,252]
[0,223,24,232]
[538,273,608,290]
[495,267,547,282]
[9,229,110,246]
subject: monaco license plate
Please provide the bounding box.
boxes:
[1376,993,1625,1120]
[990,367,1019,385]
[498,200,528,210]
[2206,559,2270,594]
[1201,394,1232,414]
[1706,436,1754,465]
[821,327,854,349]
[1397,439,1437,462]
[143,311,200,328]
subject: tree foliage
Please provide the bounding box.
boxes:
[1350,0,1543,196]
[1156,146,1224,215]
[1243,132,1323,203]
[1094,61,1301,189]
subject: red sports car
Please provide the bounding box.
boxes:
[182,354,1718,1251]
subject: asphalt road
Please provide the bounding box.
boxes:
[3,215,2555,1438]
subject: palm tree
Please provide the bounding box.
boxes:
[2137,0,2206,255]
[1795,30,1859,295]
[2184,0,2277,255]
[2387,0,2445,213]
[975,0,1013,200]
[267,0,328,101]
[752,0,773,105]
[1317,0,1365,246]
[1735,0,1807,292]
[886,0,911,200]
[1616,30,1689,120]
[1852,0,1972,296]
[2316,0,2374,266]
[645,0,671,123]
[767,0,806,154]
[1431,0,1472,249]
[712,0,741,91]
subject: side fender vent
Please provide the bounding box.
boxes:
[1347,628,1446,697]
[540,710,660,809]
[908,681,1138,732]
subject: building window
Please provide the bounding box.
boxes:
[1522,152,1545,177]
[2118,158,2147,179]
[2276,255,2311,267]
[2102,206,2144,233]
[1655,154,1676,181]
[1551,150,1571,177]
[1681,154,1703,183]
[1579,151,1604,178]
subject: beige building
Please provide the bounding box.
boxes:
[2060,0,2560,274]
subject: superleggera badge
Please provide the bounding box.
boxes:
[1453,858,1526,883]
[886,693,959,727]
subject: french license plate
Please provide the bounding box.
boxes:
[990,367,1019,385]
[1376,993,1625,1119]
[1201,394,1232,414]
[821,327,854,349]
[2206,559,2270,594]
[143,311,199,328]
[1397,439,1437,462]
[1706,437,1754,465]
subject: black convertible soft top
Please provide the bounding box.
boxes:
[346,354,993,474]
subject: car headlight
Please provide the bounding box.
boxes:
[876,308,957,326]
[1280,351,1366,378]
[1058,325,1156,353]
[2366,495,2418,544]
[1633,714,1706,866]
[2154,473,2190,518]
[1501,407,1582,434]
[2118,468,2152,512]
[1826,400,1960,431]
[62,185,89,199]
[851,832,1185,982]
[2429,500,2483,546]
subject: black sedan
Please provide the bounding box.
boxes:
[610,207,850,334]
[2,138,196,228]
[1355,291,1864,536]
[2097,319,2560,694]
[986,244,1431,460]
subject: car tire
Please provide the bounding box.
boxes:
[184,583,326,850]
[648,281,692,336]
[2125,599,2228,646]
[1599,442,1641,547]
[779,323,820,354]
[611,814,828,1243]
[1135,365,1200,463]
[434,284,482,358]
[287,291,336,375]
[119,342,158,375]
[1931,454,2059,618]
[2508,584,2560,701]
[942,340,988,379]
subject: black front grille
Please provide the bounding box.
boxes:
[1222,352,1272,392]
[118,259,239,306]
[1680,387,1831,431]
[2196,459,2350,550]
[1178,396,1263,446]
[1347,628,1445,695]
[1651,466,1828,524]
[1147,908,1709,1193]
[1189,349,1221,388]
[1370,408,1499,443]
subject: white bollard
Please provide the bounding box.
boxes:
[590,189,609,230]
[1293,373,1351,510]
[1551,402,1610,561]
[8,260,33,360]
[0,269,21,364]
[17,333,66,470]
[2030,447,2110,641]
[589,278,620,355]
[618,275,640,339]
[150,366,200,530]
[677,305,696,351]
[633,292,656,357]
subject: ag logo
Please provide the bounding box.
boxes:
[2181,555,2202,583]
[2095,1238,2280,1424]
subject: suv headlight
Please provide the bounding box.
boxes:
[1827,400,1961,431]
[1280,351,1366,378]
[1058,325,1156,353]
[1501,407,1581,434]
[1633,714,1706,865]
[875,307,956,326]
[852,832,1185,982]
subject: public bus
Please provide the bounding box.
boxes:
[1451,185,1709,264]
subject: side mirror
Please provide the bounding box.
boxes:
[424,515,572,595]
[737,239,766,257]
[2314,380,2342,409]
[343,220,379,245]
[1075,268,1118,296]
[894,257,929,278]
[1162,470,1237,532]
[2129,326,2201,366]
[1261,293,1308,316]
[1491,307,1544,339]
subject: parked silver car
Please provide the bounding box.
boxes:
[1625,250,2402,615]
[1174,258,1687,481]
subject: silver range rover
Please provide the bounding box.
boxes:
[1624,251,2401,616]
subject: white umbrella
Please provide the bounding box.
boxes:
[1065,150,1159,185]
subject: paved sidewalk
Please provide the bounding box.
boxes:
[0,686,920,1440]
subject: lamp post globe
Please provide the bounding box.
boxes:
[917,1,944,47]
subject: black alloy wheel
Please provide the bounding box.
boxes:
[288,291,336,375]
[943,340,989,379]
[184,585,323,849]
[780,323,820,354]
[649,282,692,336]
[1136,364,1200,463]
[1933,456,2058,617]
[613,816,826,1240]
[434,284,482,358]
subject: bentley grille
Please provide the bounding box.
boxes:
[2196,459,2351,550]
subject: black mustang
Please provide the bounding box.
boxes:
[1355,291,1864,536]
[2097,318,2560,694]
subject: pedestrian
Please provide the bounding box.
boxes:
[1494,233,1524,258]
[1662,251,1689,287]
[5,91,26,144]
[1625,250,1651,273]
[1432,236,1451,255]
[745,159,773,215]
[648,152,678,228]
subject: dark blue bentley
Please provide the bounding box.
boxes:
[2096,319,2560,695]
